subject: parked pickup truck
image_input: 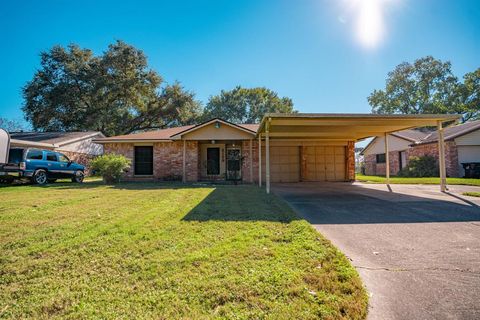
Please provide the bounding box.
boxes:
[0,148,85,185]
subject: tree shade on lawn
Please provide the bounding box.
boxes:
[0,182,367,319]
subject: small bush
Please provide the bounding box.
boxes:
[398,155,439,177]
[90,154,130,183]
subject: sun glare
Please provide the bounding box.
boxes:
[356,0,385,48]
[340,0,390,49]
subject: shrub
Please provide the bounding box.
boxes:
[398,155,439,177]
[90,154,130,183]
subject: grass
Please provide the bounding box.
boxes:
[0,181,367,319]
[462,192,480,197]
[356,174,480,186]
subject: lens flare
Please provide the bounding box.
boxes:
[339,0,391,49]
[355,0,385,48]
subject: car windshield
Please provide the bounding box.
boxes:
[8,149,24,164]
[58,154,69,162]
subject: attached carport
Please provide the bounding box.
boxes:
[256,113,461,193]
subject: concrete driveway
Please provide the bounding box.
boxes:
[273,182,480,320]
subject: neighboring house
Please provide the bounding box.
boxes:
[9,131,105,169]
[362,120,480,177]
[93,114,459,185]
[362,129,430,176]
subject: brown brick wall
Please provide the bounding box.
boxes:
[241,140,258,183]
[364,151,402,176]
[407,141,459,177]
[153,141,198,181]
[104,142,198,181]
[346,141,355,181]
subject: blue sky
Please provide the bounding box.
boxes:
[1,0,479,123]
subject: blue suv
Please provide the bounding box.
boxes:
[0,148,85,185]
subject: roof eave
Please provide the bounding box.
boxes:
[93,139,173,144]
[10,139,55,148]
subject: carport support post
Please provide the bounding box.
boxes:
[437,120,447,192]
[258,135,262,187]
[266,121,270,194]
[182,139,186,183]
[384,132,390,184]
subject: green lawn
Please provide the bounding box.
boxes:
[0,181,367,319]
[356,174,480,186]
[463,192,480,197]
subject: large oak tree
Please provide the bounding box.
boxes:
[368,56,479,122]
[22,41,201,136]
[202,86,295,123]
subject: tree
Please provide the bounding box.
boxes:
[202,86,295,123]
[368,56,466,119]
[456,68,480,121]
[22,41,202,136]
[0,117,27,132]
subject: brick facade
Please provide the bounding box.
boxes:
[346,141,355,181]
[241,140,259,183]
[104,142,198,181]
[406,141,459,177]
[364,151,402,176]
[364,140,460,177]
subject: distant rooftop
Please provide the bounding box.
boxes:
[10,131,103,146]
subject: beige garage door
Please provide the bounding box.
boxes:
[268,146,300,182]
[304,146,346,181]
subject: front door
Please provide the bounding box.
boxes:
[207,147,220,175]
[226,148,241,180]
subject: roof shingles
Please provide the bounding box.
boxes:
[415,120,480,145]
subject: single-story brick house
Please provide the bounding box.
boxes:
[9,131,105,168]
[94,114,460,191]
[361,120,480,177]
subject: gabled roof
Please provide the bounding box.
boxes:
[414,120,480,145]
[170,118,257,139]
[95,119,259,143]
[9,131,104,147]
[359,129,428,155]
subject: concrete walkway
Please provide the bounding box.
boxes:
[273,182,480,320]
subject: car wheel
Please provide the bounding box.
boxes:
[72,170,84,183]
[33,169,48,185]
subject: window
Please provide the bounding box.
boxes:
[27,149,43,160]
[8,148,24,164]
[46,152,57,161]
[376,153,386,164]
[58,153,70,162]
[134,146,153,175]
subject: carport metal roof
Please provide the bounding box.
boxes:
[255,113,462,194]
[256,113,461,140]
